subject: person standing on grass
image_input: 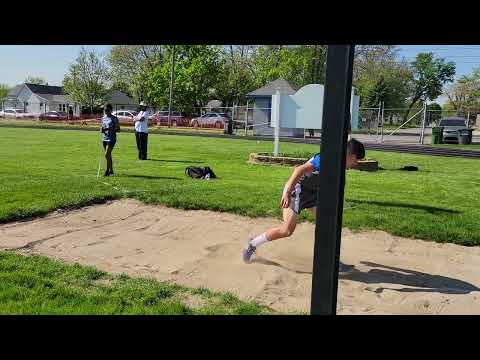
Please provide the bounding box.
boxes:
[100,103,120,176]
[134,101,150,160]
[242,138,365,264]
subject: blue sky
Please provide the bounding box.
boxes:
[1,45,479,104]
[0,45,112,87]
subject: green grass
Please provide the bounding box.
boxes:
[0,251,272,315]
[0,126,479,245]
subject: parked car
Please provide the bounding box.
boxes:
[438,117,471,143]
[151,111,189,127]
[112,110,137,124]
[39,111,68,120]
[190,112,229,129]
[0,108,36,118]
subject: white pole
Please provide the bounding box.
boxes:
[272,89,281,156]
[380,101,385,143]
[376,104,381,142]
[245,101,248,135]
[420,102,427,144]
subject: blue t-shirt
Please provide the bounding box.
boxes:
[101,115,119,143]
[308,154,321,172]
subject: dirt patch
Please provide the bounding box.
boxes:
[1,199,479,314]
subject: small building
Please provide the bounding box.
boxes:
[247,78,304,137]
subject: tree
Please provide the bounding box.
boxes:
[146,45,223,115]
[427,102,442,124]
[24,76,48,85]
[0,84,9,100]
[444,68,480,114]
[403,52,455,122]
[108,45,164,101]
[63,47,111,114]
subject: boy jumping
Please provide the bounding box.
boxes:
[242,138,365,263]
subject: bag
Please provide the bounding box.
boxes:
[185,166,217,179]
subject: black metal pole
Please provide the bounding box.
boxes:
[310,45,355,315]
[167,45,176,128]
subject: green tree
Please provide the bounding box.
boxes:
[0,84,9,100]
[62,47,111,114]
[404,52,455,122]
[147,45,223,115]
[108,45,164,102]
[24,76,48,85]
[427,102,442,124]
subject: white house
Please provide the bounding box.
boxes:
[3,83,80,116]
[2,83,137,115]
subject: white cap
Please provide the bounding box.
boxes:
[139,101,146,106]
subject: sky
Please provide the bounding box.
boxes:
[1,45,479,104]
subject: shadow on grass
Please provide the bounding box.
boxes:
[119,174,183,180]
[340,262,480,295]
[345,199,461,214]
[148,158,204,164]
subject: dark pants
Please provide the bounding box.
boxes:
[135,131,148,160]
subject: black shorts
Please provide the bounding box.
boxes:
[103,141,116,149]
[288,183,317,214]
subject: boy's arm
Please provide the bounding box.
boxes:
[280,161,314,208]
[283,162,314,194]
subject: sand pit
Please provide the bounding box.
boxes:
[1,199,479,314]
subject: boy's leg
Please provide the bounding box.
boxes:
[243,207,298,263]
[265,207,298,242]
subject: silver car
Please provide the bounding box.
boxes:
[190,112,228,129]
[439,117,470,143]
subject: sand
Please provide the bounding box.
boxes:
[1,199,479,314]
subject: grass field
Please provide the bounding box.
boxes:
[0,251,271,315]
[1,126,479,245]
[1,125,479,314]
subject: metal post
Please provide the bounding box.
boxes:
[310,45,354,315]
[272,89,281,156]
[375,104,381,141]
[467,111,470,127]
[245,101,249,135]
[380,101,385,143]
[420,102,427,144]
[167,45,176,128]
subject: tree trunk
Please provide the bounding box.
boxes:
[403,94,421,123]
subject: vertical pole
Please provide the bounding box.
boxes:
[245,100,249,136]
[375,104,381,141]
[380,101,385,143]
[272,89,281,156]
[420,102,427,144]
[168,44,176,128]
[467,111,470,127]
[310,45,355,315]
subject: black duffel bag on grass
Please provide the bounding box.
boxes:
[185,166,217,179]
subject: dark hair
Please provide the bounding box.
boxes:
[105,103,113,111]
[347,138,365,160]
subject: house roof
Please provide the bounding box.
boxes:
[7,84,24,98]
[25,83,65,95]
[247,78,298,97]
[35,94,71,103]
[108,90,136,105]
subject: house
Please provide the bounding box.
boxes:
[2,84,137,116]
[108,90,137,112]
[247,78,360,137]
[246,78,304,137]
[3,83,81,116]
